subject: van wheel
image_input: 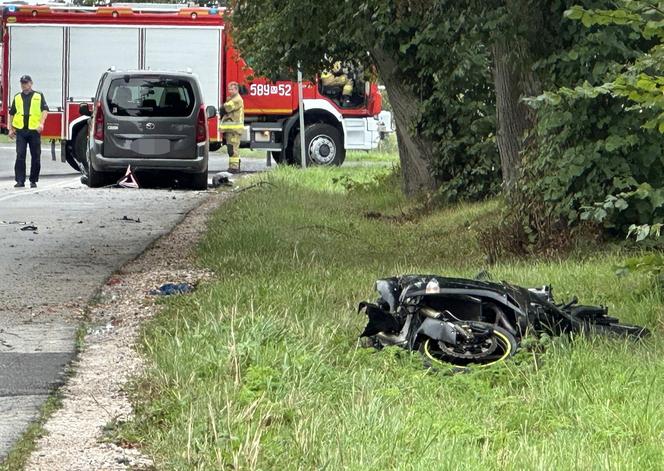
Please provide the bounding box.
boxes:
[189,170,208,190]
[292,123,345,166]
[87,164,109,188]
[86,151,109,188]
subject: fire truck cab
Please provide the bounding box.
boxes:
[0,3,385,170]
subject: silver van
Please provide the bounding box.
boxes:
[80,70,215,189]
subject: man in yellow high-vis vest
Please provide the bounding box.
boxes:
[219,81,244,173]
[8,75,48,188]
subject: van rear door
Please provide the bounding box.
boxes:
[103,76,198,159]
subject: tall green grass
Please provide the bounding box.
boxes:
[125,166,664,470]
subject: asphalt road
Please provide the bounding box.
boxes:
[0,144,270,459]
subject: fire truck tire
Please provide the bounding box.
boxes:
[292,123,345,166]
[271,150,290,164]
[65,152,82,172]
[209,142,222,152]
[67,127,88,172]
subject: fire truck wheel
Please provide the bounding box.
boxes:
[209,142,222,152]
[67,127,88,172]
[293,123,345,166]
[66,152,82,172]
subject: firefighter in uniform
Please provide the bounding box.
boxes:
[321,62,354,106]
[8,75,48,188]
[219,81,244,173]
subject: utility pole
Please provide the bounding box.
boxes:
[297,62,307,169]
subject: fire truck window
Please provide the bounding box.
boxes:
[107,78,195,117]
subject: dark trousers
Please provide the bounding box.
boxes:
[15,129,41,184]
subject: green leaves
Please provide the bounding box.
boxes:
[616,252,664,277]
[581,183,664,235]
[512,0,664,243]
[627,223,663,241]
[565,5,642,29]
[604,135,624,152]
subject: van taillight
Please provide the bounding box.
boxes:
[196,105,207,143]
[93,101,104,141]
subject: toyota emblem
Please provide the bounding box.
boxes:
[145,122,155,130]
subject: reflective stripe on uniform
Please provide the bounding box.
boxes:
[221,94,244,132]
[219,122,244,131]
[12,92,43,130]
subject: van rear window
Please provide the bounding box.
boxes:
[106,77,195,117]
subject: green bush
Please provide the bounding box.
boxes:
[508,2,660,246]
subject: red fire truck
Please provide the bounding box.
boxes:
[0,3,384,170]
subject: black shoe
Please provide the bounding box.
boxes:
[30,182,37,188]
[14,182,25,188]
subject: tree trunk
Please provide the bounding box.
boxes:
[491,38,540,192]
[371,48,437,197]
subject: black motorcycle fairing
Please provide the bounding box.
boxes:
[358,302,401,337]
[390,275,529,338]
[359,274,650,367]
[375,279,400,313]
[415,318,458,345]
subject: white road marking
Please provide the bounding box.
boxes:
[0,178,80,203]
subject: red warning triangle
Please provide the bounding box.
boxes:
[118,165,140,189]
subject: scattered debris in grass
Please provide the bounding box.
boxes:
[148,282,195,296]
[121,166,664,469]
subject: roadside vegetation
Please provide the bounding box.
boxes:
[232,1,664,270]
[121,163,664,469]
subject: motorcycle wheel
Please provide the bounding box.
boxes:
[420,324,518,368]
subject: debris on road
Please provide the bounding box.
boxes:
[88,322,113,336]
[359,275,650,368]
[107,277,122,286]
[24,189,224,470]
[149,282,195,296]
[120,216,141,223]
[211,171,234,188]
[20,224,38,232]
[1,220,28,225]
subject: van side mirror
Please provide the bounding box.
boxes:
[79,103,92,116]
[206,105,217,119]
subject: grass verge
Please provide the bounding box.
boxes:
[346,149,398,163]
[123,165,664,469]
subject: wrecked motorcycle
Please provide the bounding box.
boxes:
[358,275,649,367]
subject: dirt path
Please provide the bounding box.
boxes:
[25,190,231,470]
